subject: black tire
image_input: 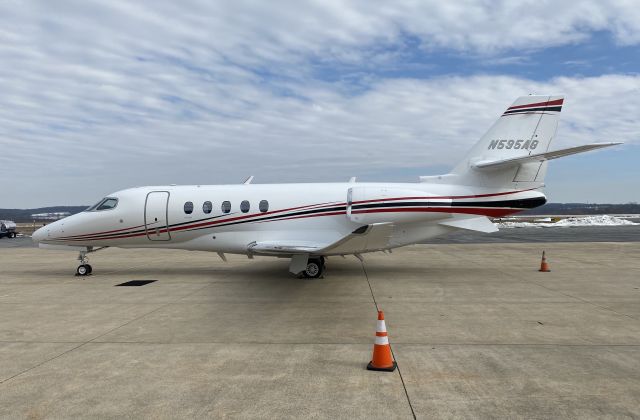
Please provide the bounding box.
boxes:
[8,232,16,239]
[85,264,93,274]
[76,265,89,276]
[303,259,324,278]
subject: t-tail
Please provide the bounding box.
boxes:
[423,95,621,189]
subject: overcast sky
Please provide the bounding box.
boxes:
[1,1,639,208]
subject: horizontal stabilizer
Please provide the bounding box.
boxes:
[473,142,621,170]
[439,216,498,233]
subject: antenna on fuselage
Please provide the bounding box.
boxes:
[243,176,254,184]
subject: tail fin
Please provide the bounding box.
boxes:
[450,95,563,187]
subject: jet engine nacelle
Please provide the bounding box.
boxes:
[347,186,450,224]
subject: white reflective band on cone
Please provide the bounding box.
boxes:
[375,336,389,345]
[377,320,386,332]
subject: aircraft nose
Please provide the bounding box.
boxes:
[32,226,47,243]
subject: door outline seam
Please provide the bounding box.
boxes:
[144,191,171,241]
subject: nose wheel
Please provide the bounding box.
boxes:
[76,264,93,276]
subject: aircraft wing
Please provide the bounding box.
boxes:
[472,142,621,170]
[248,223,394,256]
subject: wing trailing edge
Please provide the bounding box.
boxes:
[439,216,498,233]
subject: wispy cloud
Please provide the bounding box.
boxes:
[0,1,639,206]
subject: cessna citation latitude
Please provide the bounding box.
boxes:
[33,96,620,278]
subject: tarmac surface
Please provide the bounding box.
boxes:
[1,240,639,418]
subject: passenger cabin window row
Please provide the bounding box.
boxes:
[184,200,269,215]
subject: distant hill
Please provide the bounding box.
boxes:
[0,206,88,222]
[1,202,639,223]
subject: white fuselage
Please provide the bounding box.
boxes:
[32,182,545,256]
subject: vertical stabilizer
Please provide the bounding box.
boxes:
[451,95,563,187]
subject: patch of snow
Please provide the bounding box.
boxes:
[496,221,542,228]
[552,215,636,227]
[496,215,637,229]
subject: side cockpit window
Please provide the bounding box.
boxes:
[87,197,118,212]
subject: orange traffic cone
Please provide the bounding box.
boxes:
[539,251,551,272]
[367,310,397,372]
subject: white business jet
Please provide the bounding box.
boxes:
[32,96,620,277]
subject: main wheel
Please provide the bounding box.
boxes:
[76,264,90,276]
[303,259,324,278]
[85,264,93,274]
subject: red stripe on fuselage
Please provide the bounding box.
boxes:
[351,207,519,217]
[55,223,148,240]
[350,188,538,205]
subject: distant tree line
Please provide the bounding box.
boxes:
[0,206,88,223]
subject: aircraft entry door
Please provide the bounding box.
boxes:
[145,191,171,241]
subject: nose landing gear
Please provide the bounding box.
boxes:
[74,247,107,277]
[76,263,92,276]
[76,250,92,276]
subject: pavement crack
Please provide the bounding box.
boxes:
[361,261,417,420]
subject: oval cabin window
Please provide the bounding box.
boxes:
[259,200,269,213]
[240,200,250,213]
[184,201,194,214]
[203,201,212,214]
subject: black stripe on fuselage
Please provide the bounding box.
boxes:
[351,197,546,210]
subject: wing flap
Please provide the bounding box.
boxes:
[323,223,394,254]
[248,241,325,255]
[439,216,498,233]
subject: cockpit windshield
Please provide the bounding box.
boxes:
[86,197,119,211]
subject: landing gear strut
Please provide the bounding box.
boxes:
[302,257,325,279]
[74,247,107,277]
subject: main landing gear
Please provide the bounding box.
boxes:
[302,257,325,279]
